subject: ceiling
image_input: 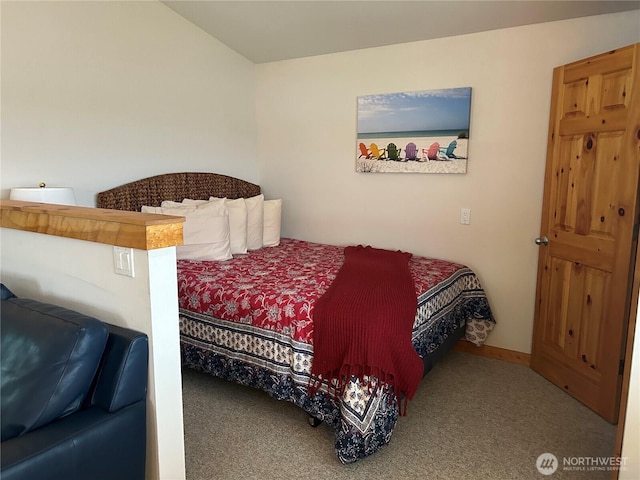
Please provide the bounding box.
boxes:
[162,1,640,63]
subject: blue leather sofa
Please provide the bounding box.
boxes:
[0,287,148,480]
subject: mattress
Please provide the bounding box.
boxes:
[177,238,494,463]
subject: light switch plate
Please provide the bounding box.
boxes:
[114,246,135,277]
[460,208,471,225]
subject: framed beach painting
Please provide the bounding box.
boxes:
[356,87,472,174]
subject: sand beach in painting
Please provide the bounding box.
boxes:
[356,134,468,174]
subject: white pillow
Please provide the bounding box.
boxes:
[142,199,231,261]
[263,199,282,247]
[245,194,264,251]
[174,198,248,255]
[221,198,248,254]
[201,197,248,255]
[179,197,249,254]
[163,199,207,207]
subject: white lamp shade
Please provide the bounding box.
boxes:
[10,187,77,206]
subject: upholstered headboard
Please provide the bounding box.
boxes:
[96,172,261,212]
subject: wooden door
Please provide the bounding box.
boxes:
[531,44,640,423]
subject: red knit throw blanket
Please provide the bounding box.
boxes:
[309,245,423,414]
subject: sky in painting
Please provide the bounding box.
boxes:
[357,88,472,134]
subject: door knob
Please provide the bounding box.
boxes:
[535,236,549,246]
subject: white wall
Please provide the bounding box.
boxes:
[255,12,640,353]
[0,228,185,480]
[0,0,259,206]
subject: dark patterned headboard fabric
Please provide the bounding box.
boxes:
[96,172,261,212]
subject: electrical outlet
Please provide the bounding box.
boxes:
[460,208,471,225]
[114,246,135,277]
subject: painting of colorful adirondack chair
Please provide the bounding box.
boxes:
[386,143,402,161]
[369,143,386,160]
[355,87,471,174]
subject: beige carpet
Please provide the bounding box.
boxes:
[182,351,616,480]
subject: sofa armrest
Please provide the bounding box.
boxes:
[0,402,146,480]
[88,325,148,412]
[1,298,109,441]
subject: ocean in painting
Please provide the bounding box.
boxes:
[358,129,468,140]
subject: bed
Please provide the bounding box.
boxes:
[97,172,495,464]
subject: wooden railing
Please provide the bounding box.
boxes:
[0,200,184,250]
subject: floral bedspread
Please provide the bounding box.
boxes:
[178,238,494,463]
